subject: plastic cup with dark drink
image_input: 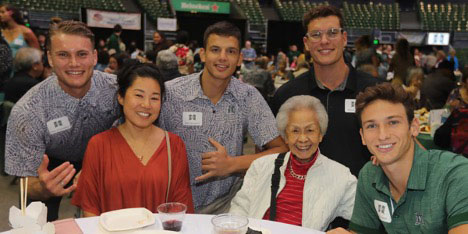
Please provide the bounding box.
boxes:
[157,202,187,232]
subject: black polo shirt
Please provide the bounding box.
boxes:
[272,65,381,176]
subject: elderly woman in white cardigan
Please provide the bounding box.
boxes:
[229,95,357,231]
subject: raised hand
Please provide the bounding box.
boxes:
[37,154,77,197]
[196,138,235,181]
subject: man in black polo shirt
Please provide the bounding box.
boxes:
[271,5,380,177]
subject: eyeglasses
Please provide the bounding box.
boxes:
[306,28,344,42]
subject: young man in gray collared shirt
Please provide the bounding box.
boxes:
[5,21,120,221]
[159,21,287,213]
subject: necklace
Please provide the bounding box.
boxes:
[119,126,153,162]
[289,161,305,180]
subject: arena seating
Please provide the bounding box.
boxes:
[136,0,173,21]
[235,0,266,25]
[3,0,125,13]
[342,2,400,30]
[274,0,329,22]
[418,2,468,31]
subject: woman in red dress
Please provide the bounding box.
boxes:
[72,63,194,216]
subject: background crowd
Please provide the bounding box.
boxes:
[0,2,467,233]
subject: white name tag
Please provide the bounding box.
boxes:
[374,200,392,223]
[13,38,23,45]
[47,116,71,134]
[183,112,202,126]
[345,99,356,113]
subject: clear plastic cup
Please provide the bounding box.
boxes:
[157,202,187,232]
[211,213,249,234]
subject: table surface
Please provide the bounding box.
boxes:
[3,214,324,234]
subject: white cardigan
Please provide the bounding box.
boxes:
[230,151,357,231]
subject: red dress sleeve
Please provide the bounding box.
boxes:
[71,134,104,215]
[168,133,195,213]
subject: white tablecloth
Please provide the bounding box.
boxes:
[2,214,325,234]
[79,214,324,234]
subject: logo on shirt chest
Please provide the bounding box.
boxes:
[414,212,424,225]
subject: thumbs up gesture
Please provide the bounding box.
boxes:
[196,138,235,181]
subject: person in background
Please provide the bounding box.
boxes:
[4,47,43,103]
[353,35,378,70]
[286,44,301,65]
[413,48,422,67]
[242,56,275,103]
[389,38,414,86]
[241,40,257,69]
[447,48,459,72]
[273,59,292,90]
[156,49,181,83]
[434,50,446,70]
[357,64,379,79]
[104,54,118,74]
[96,39,107,53]
[0,30,12,89]
[434,69,468,156]
[159,21,287,213]
[145,50,157,64]
[328,83,468,234]
[95,50,109,72]
[105,53,129,74]
[4,21,120,221]
[404,67,425,108]
[445,67,468,111]
[292,54,310,78]
[421,59,456,110]
[169,30,194,75]
[152,30,170,56]
[72,63,194,216]
[37,32,47,52]
[0,4,39,58]
[230,95,356,231]
[106,24,123,55]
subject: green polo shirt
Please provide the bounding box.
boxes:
[349,144,468,234]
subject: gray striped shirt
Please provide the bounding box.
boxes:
[5,71,120,177]
[159,72,279,209]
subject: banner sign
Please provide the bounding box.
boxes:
[171,0,230,14]
[157,18,177,31]
[87,9,141,30]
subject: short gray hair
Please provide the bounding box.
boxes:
[156,49,178,70]
[13,47,43,72]
[276,95,328,139]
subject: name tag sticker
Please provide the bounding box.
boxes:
[374,200,392,223]
[345,99,356,113]
[13,38,23,45]
[183,112,202,126]
[47,116,71,134]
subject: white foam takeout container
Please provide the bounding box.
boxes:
[99,208,155,232]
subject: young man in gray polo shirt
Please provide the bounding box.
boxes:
[328,83,468,234]
[5,21,120,221]
[159,21,287,213]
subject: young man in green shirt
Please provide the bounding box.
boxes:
[328,83,468,234]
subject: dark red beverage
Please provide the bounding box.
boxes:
[162,220,182,231]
